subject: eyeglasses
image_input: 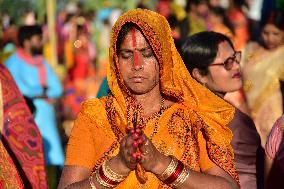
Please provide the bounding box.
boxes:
[208,51,242,70]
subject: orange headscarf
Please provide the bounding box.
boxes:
[66,8,238,188]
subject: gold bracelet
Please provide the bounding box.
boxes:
[95,168,116,188]
[89,172,97,189]
[102,161,128,182]
[157,156,179,181]
[171,166,190,188]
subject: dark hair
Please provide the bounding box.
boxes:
[209,6,235,35]
[167,14,179,29]
[232,0,248,9]
[261,10,284,31]
[180,31,234,75]
[185,0,206,12]
[116,23,137,51]
[17,25,42,47]
[116,22,153,54]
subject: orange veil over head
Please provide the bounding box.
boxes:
[109,9,235,130]
[108,7,237,176]
[66,8,238,188]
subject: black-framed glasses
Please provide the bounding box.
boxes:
[208,51,242,70]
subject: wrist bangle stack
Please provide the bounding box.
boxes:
[158,156,179,181]
[102,161,128,182]
[89,172,97,189]
[171,166,190,188]
[157,156,190,188]
[93,160,128,188]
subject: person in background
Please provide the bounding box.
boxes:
[185,0,207,36]
[264,115,284,188]
[58,9,239,189]
[246,0,264,42]
[0,63,47,188]
[227,0,249,51]
[180,31,264,189]
[0,19,18,62]
[4,25,64,187]
[241,10,284,148]
[207,6,234,40]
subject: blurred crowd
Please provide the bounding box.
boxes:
[0,0,284,188]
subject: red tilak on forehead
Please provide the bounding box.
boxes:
[131,28,139,67]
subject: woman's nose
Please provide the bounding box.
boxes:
[132,52,143,70]
[267,34,275,43]
[233,60,241,70]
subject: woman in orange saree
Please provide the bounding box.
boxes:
[58,9,239,189]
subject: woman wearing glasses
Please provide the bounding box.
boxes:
[180,31,263,189]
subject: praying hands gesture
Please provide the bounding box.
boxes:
[57,9,240,189]
[115,128,170,176]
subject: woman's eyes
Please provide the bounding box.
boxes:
[272,32,281,36]
[142,50,154,58]
[263,31,281,36]
[120,50,154,59]
[121,52,132,59]
[226,57,235,64]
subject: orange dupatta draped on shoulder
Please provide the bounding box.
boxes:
[0,81,24,189]
[0,64,47,188]
[66,9,238,188]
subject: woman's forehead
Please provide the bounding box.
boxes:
[263,23,283,32]
[120,28,149,48]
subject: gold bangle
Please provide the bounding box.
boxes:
[171,167,190,188]
[89,172,97,189]
[102,161,128,182]
[157,156,179,181]
[95,168,116,188]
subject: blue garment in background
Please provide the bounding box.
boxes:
[5,53,65,166]
[96,76,110,98]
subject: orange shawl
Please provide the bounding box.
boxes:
[0,64,48,188]
[66,9,238,188]
[0,81,23,189]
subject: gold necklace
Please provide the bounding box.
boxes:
[146,97,165,140]
[142,97,165,123]
[126,97,165,134]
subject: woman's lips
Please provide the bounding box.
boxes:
[232,72,241,78]
[131,76,144,82]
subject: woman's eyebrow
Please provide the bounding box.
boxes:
[119,49,132,53]
[119,46,151,52]
[138,46,151,52]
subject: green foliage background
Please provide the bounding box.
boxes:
[0,0,157,25]
[0,0,46,24]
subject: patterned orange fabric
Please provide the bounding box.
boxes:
[0,79,23,189]
[66,9,238,188]
[0,64,47,188]
[0,140,23,189]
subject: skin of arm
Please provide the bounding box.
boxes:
[58,136,239,189]
[58,163,239,189]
